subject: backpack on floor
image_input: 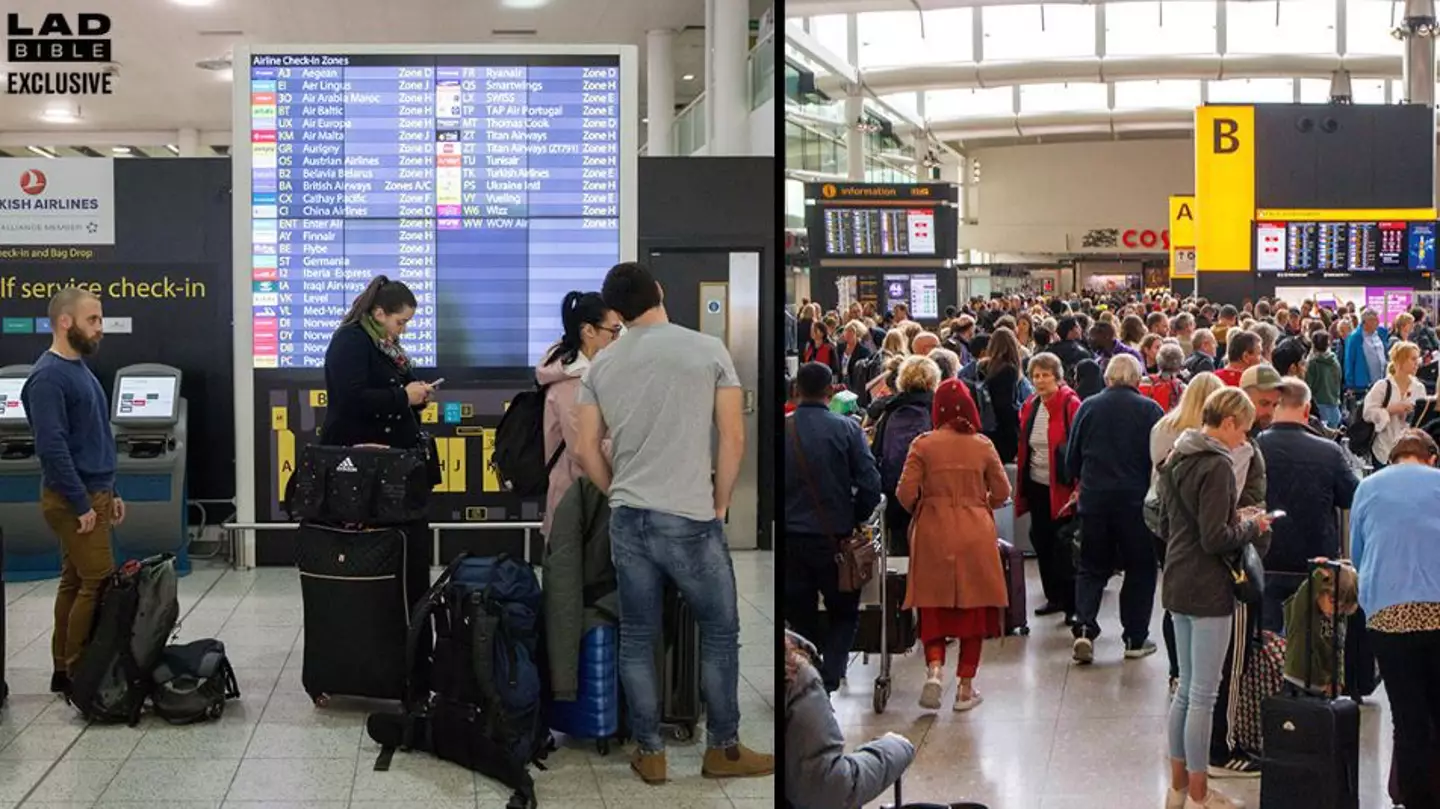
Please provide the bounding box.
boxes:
[489,381,565,499]
[368,553,553,809]
[70,554,180,726]
[150,639,240,725]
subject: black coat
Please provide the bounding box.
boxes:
[1254,422,1359,573]
[320,322,425,449]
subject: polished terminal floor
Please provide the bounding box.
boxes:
[0,552,774,809]
[834,561,1396,809]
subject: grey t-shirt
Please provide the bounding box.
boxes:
[577,321,741,522]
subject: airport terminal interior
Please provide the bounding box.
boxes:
[784,1,1440,807]
[0,0,777,807]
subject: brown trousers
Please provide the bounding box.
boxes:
[40,488,116,674]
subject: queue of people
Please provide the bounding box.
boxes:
[783,290,1440,809]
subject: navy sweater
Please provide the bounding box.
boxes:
[1066,385,1163,510]
[21,351,116,515]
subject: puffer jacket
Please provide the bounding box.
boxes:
[536,348,611,538]
[542,477,618,701]
[1159,428,1270,617]
[784,632,914,809]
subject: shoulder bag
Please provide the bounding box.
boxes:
[786,416,880,593]
[1164,463,1264,605]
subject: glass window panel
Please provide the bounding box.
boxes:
[1112,79,1202,109]
[982,4,1095,61]
[1227,0,1337,55]
[1347,0,1403,56]
[857,9,973,68]
[808,15,851,61]
[1299,77,1390,103]
[1019,82,1109,113]
[1208,78,1296,104]
[925,87,1014,119]
[1105,1,1216,56]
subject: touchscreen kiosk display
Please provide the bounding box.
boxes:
[114,377,178,420]
[883,274,911,314]
[0,378,26,421]
[1410,223,1437,272]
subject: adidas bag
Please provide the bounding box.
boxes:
[489,382,565,499]
[70,554,180,725]
[150,639,240,724]
[288,444,429,525]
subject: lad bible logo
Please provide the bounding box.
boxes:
[6,12,114,96]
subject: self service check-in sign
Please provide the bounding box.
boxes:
[6,12,115,95]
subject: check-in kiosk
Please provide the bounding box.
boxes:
[0,364,61,581]
[110,363,191,574]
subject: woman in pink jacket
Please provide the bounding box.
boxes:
[536,291,622,538]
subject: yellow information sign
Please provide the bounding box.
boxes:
[1194,106,1255,273]
[420,402,438,424]
[1256,208,1438,221]
[1169,195,1196,279]
[445,437,467,493]
[481,428,500,493]
[276,429,295,498]
[308,390,327,408]
[270,406,288,432]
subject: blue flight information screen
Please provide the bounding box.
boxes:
[247,53,621,369]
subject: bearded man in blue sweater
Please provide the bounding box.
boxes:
[20,287,125,694]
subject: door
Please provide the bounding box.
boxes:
[648,250,762,550]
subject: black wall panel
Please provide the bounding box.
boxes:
[1255,105,1433,210]
[0,159,234,501]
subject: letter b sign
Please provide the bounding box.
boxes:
[1213,118,1240,154]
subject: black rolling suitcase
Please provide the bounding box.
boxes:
[656,586,701,742]
[295,522,416,704]
[1259,560,1360,809]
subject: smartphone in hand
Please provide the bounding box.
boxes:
[430,377,446,388]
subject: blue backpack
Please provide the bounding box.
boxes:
[369,553,552,809]
[875,401,932,494]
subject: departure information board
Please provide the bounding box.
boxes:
[821,208,936,256]
[1267,220,1436,275]
[246,53,622,369]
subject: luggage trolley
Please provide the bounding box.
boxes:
[857,497,904,714]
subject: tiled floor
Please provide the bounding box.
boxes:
[0,552,775,809]
[832,560,1396,809]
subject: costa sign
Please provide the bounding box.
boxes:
[1123,229,1170,249]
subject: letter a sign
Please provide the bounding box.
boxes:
[1194,106,1255,273]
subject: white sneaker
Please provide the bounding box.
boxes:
[918,676,943,710]
[1073,636,1094,665]
[1165,787,1187,809]
[1184,787,1244,809]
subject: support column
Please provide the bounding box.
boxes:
[1401,0,1437,107]
[706,0,749,155]
[646,29,676,156]
[177,127,200,157]
[846,94,865,180]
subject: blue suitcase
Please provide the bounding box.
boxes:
[549,625,620,754]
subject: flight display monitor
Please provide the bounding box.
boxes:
[0,378,26,422]
[114,376,178,421]
[882,273,939,319]
[1267,220,1436,274]
[823,208,937,257]
[244,51,626,370]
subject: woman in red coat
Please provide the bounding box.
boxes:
[802,321,841,379]
[896,378,1011,713]
[1014,351,1083,626]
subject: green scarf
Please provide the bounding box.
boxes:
[361,314,411,373]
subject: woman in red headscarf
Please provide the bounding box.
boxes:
[896,378,1012,713]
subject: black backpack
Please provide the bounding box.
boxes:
[150,639,240,724]
[1345,379,1391,462]
[489,382,565,499]
[367,554,553,809]
[70,554,180,725]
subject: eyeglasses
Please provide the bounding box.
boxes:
[600,325,622,337]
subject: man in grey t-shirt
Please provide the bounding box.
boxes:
[575,262,772,785]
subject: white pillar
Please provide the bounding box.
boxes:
[707,0,749,155]
[846,94,865,180]
[177,127,200,157]
[645,29,676,156]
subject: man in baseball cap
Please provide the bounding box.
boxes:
[1239,363,1299,432]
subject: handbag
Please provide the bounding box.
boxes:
[786,416,880,594]
[1164,463,1264,605]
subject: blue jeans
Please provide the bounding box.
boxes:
[1317,403,1342,429]
[1168,612,1234,773]
[609,507,741,753]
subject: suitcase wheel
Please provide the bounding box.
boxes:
[1012,626,1030,637]
[309,691,330,708]
[873,677,891,714]
[596,738,611,756]
[666,724,693,743]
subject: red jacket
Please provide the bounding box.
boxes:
[1014,384,1083,519]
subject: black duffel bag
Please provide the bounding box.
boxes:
[287,444,429,526]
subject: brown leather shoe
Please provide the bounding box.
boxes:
[701,743,775,778]
[631,748,667,784]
